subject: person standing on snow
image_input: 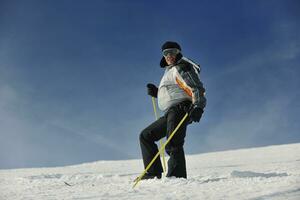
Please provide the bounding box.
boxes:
[138,41,206,180]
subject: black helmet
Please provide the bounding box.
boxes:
[161,41,181,51]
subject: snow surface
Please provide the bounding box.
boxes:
[1,143,300,200]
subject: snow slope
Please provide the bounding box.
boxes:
[1,143,300,200]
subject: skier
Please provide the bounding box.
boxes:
[138,41,206,180]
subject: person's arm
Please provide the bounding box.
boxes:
[173,64,206,109]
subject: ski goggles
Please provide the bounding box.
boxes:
[162,48,180,57]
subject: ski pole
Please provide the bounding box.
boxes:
[151,97,167,176]
[133,112,189,188]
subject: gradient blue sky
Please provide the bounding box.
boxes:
[0,0,299,169]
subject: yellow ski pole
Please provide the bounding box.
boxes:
[151,97,167,176]
[133,113,189,188]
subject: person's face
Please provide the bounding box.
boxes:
[165,54,177,65]
[163,48,180,66]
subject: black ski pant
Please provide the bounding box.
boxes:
[139,101,191,178]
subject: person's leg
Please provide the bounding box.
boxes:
[139,116,167,175]
[165,105,188,178]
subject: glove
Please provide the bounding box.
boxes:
[147,83,158,98]
[188,105,203,123]
[199,96,207,110]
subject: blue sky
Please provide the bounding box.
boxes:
[0,0,299,169]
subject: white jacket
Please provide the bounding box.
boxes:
[157,59,206,112]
